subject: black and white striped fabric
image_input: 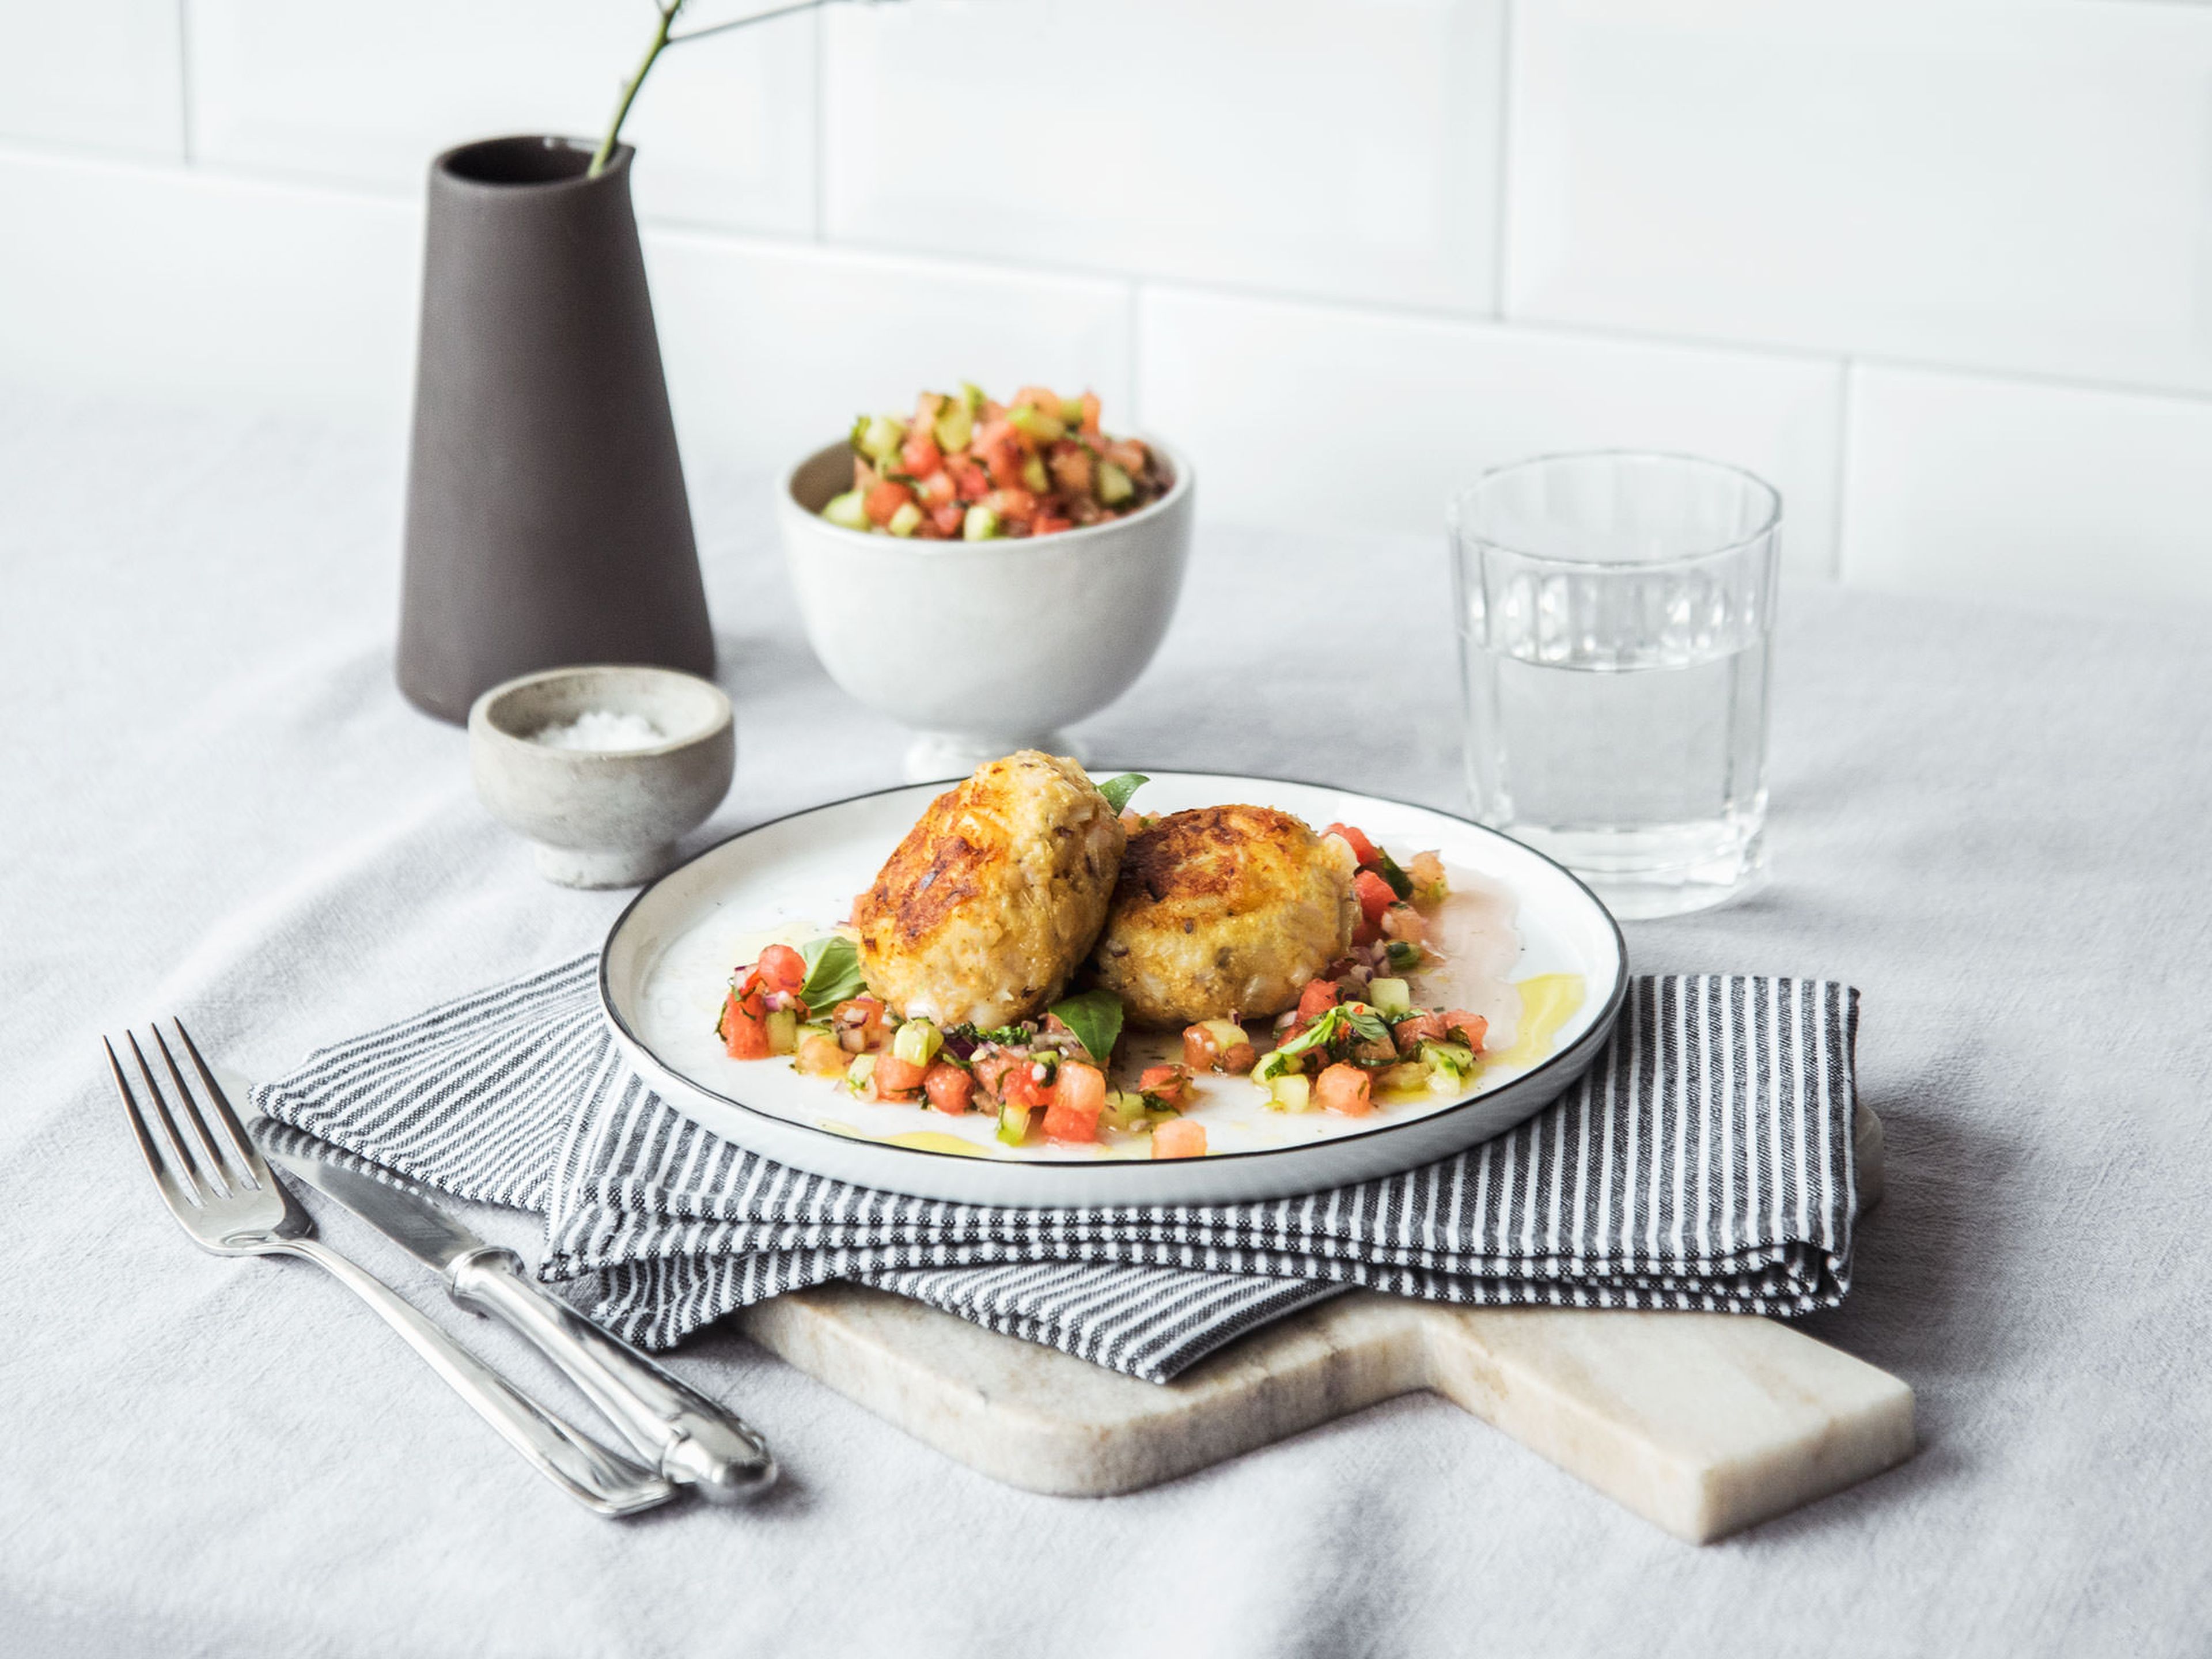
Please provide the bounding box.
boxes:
[252,955,1861,1383]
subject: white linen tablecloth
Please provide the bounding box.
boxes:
[4,389,2209,1657]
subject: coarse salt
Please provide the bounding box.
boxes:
[531,709,666,752]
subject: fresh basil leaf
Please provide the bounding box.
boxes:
[798,935,865,1010]
[1343,1006,1391,1046]
[1267,1002,1389,1067]
[1373,847,1413,901]
[1097,772,1149,816]
[1271,1006,1343,1062]
[1048,987,1124,1066]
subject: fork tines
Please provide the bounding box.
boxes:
[106,1020,270,1211]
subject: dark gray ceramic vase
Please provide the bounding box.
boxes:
[397,136,714,724]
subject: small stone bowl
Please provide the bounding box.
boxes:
[468,665,734,888]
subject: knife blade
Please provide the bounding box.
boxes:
[256,1120,776,1504]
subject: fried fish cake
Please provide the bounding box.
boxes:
[1089,805,1358,1028]
[854,751,1127,1028]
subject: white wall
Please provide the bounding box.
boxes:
[4,0,2210,602]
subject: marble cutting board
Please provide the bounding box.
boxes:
[733,1105,1910,1544]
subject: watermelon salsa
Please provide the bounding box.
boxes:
[713,825,1484,1158]
[819,382,1169,542]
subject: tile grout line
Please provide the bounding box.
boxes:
[1491,0,1516,319]
[175,0,195,165]
[3,139,2211,423]
[809,3,827,241]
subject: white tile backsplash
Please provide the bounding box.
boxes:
[646,233,1133,475]
[0,141,1130,476]
[1842,366,2212,605]
[0,151,418,425]
[1138,287,1843,574]
[821,0,1505,312]
[0,1,183,160]
[187,0,815,235]
[6,0,2212,604]
[1507,0,2212,396]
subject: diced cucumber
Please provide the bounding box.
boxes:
[996,1101,1031,1145]
[1102,1090,1150,1132]
[1059,394,1086,427]
[854,414,906,465]
[963,505,1002,541]
[821,489,870,531]
[1009,403,1066,444]
[1377,1061,1428,1093]
[957,380,986,414]
[1419,1040,1477,1092]
[1369,977,1412,1017]
[892,1017,942,1067]
[1385,939,1423,972]
[933,401,974,454]
[766,1009,799,1055]
[846,1052,877,1093]
[1198,1018,1245,1053]
[1267,1073,1313,1113]
[885,501,924,539]
[1096,460,1134,506]
[1021,454,1049,494]
[1253,1047,1297,1085]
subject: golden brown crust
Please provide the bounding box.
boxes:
[854,751,1126,1027]
[1089,805,1358,1028]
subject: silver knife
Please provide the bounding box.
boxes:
[255,1122,777,1504]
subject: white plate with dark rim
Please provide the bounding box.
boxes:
[599,772,1627,1207]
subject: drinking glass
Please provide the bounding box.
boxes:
[1449,452,1781,919]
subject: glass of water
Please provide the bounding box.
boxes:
[1450,452,1781,919]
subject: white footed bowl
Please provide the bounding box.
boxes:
[778,437,1194,781]
[468,665,734,888]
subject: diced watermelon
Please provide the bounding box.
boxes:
[1353,870,1395,928]
[900,431,942,477]
[1137,1064,1191,1107]
[756,944,805,995]
[1001,1065,1049,1112]
[1043,1062,1105,1141]
[1047,441,1093,498]
[863,480,914,526]
[1041,1101,1099,1142]
[1297,978,1342,1021]
[947,457,991,502]
[1315,1063,1374,1116]
[1151,1119,1206,1160]
[1392,1011,1449,1055]
[922,1062,974,1116]
[980,426,1027,486]
[871,1053,926,1101]
[719,989,770,1060]
[987,487,1039,525]
[1443,1012,1489,1052]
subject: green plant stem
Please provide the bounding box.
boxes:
[589,1,683,178]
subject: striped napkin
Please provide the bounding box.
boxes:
[251,956,1861,1383]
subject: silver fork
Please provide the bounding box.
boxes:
[105,1020,679,1518]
